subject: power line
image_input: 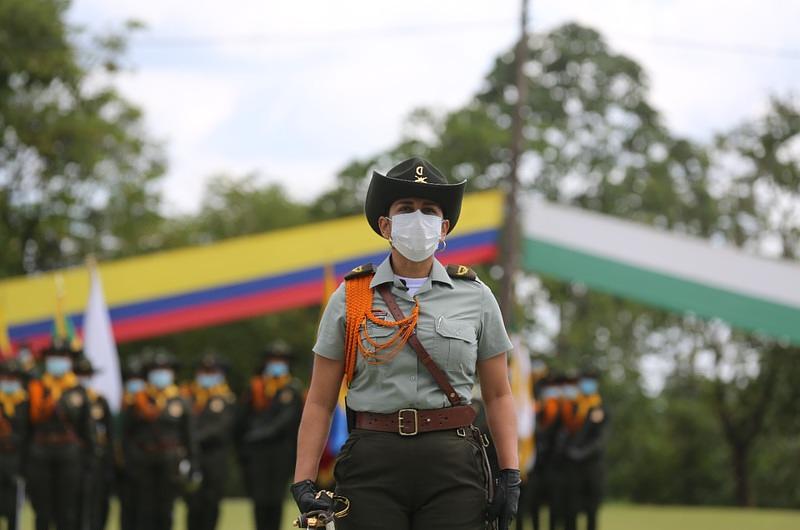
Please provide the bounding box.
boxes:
[128,19,516,48]
[6,20,800,62]
[612,32,800,61]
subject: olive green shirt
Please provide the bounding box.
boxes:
[313,256,513,413]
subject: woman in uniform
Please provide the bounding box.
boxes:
[291,157,521,530]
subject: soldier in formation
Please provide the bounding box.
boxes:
[126,351,198,530]
[519,368,608,530]
[75,356,114,530]
[0,359,28,530]
[27,342,95,530]
[184,353,236,530]
[3,339,310,530]
[118,356,146,530]
[237,342,304,530]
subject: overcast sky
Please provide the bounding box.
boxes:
[69,0,800,215]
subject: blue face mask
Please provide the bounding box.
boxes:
[0,380,21,394]
[126,379,145,394]
[579,378,599,395]
[148,369,174,389]
[45,356,72,377]
[264,362,289,378]
[541,387,561,400]
[197,373,224,389]
[563,385,579,399]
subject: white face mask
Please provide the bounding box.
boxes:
[390,210,443,262]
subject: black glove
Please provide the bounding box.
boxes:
[291,479,333,514]
[487,469,522,530]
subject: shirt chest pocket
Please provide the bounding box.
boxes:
[359,322,398,369]
[434,316,478,375]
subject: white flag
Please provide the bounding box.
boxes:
[510,335,535,473]
[83,264,122,412]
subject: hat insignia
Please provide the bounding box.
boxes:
[414,165,428,183]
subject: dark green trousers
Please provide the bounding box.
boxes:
[27,444,83,530]
[334,428,488,530]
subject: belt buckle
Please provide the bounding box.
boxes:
[397,409,419,436]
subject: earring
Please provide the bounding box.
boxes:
[437,239,447,252]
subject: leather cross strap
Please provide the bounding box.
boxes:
[376,284,464,407]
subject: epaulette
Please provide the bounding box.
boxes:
[446,264,477,281]
[344,263,375,280]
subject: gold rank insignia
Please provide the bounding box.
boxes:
[446,264,477,281]
[168,401,184,418]
[590,409,605,423]
[91,404,105,420]
[414,165,428,183]
[209,398,225,413]
[69,392,83,408]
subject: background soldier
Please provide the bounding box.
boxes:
[27,342,95,530]
[0,359,28,530]
[551,373,580,530]
[119,356,146,530]
[564,370,608,530]
[236,342,304,530]
[75,356,114,530]
[127,351,198,530]
[184,353,236,530]
[529,375,563,530]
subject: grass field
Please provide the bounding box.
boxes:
[21,498,800,530]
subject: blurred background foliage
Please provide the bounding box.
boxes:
[2,0,799,508]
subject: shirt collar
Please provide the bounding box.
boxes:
[369,255,454,289]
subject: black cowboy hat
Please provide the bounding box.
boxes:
[143,349,180,372]
[364,157,466,236]
[262,340,292,361]
[122,356,145,380]
[0,359,25,377]
[41,339,81,358]
[74,356,99,376]
[195,352,230,373]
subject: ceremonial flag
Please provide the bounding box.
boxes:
[510,336,536,475]
[0,302,12,358]
[82,262,122,412]
[53,275,82,351]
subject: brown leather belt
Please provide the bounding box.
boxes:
[354,405,477,436]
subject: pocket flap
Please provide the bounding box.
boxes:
[364,321,397,339]
[435,316,477,344]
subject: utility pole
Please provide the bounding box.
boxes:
[500,0,529,328]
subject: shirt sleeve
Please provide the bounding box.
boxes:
[312,282,347,360]
[477,282,513,361]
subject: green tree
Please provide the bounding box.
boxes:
[0,0,165,275]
